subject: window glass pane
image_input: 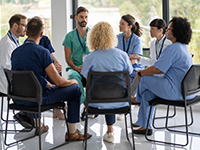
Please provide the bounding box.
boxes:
[169,0,200,64]
[79,0,162,54]
[0,0,51,43]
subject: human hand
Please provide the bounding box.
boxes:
[129,54,140,60]
[70,79,79,85]
[76,66,82,73]
[54,63,62,73]
[47,81,56,87]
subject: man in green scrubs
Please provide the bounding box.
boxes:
[62,6,90,105]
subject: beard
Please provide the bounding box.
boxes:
[78,21,87,27]
[17,27,26,37]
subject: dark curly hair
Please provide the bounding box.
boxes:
[169,17,192,44]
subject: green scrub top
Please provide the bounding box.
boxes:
[62,28,90,70]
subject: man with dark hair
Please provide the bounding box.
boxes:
[0,14,27,94]
[0,14,30,128]
[11,17,92,139]
[62,6,93,120]
[132,17,195,135]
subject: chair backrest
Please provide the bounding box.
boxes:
[3,68,42,105]
[85,70,131,106]
[181,65,200,100]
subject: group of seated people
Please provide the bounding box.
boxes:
[0,5,196,144]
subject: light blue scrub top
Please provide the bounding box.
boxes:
[117,33,144,71]
[153,42,195,99]
[81,47,133,109]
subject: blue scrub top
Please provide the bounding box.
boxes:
[11,42,54,98]
[24,35,55,54]
[39,35,55,53]
[154,42,194,99]
[81,47,133,109]
[117,33,144,71]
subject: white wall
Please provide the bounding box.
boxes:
[51,0,73,78]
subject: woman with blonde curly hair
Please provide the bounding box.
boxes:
[81,21,133,143]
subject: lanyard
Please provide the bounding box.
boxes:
[7,30,19,47]
[76,28,88,53]
[25,39,37,44]
[155,35,167,59]
[123,33,133,53]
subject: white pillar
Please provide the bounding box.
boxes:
[51,0,73,78]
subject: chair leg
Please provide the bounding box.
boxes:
[38,113,42,150]
[165,106,193,129]
[49,107,71,150]
[4,102,10,146]
[166,107,199,136]
[145,105,190,146]
[1,97,14,122]
[63,108,70,140]
[83,109,89,150]
[153,105,193,129]
[127,112,135,150]
[152,105,176,129]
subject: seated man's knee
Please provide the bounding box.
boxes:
[67,70,81,81]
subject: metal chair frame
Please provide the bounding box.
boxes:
[83,70,135,150]
[145,65,200,146]
[3,69,70,150]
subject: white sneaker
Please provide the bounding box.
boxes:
[103,132,114,143]
[117,114,124,120]
[88,115,95,118]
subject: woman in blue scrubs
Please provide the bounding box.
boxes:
[81,21,133,143]
[116,14,144,120]
[133,17,195,135]
[117,14,144,83]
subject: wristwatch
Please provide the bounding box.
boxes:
[138,70,142,76]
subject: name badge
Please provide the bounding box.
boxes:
[82,54,87,62]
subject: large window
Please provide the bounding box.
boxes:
[0,0,52,43]
[79,0,200,63]
[79,0,162,49]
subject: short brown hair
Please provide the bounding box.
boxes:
[9,14,27,29]
[26,18,43,38]
[75,6,89,16]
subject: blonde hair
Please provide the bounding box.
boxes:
[87,21,118,51]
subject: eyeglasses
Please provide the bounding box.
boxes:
[18,23,27,28]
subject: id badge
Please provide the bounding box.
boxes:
[82,54,87,62]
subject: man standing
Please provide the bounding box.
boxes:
[11,17,92,139]
[0,14,27,94]
[62,6,89,105]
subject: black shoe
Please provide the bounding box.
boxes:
[81,108,99,121]
[133,129,152,136]
[132,123,140,127]
[93,114,98,118]
[81,108,86,121]
[131,102,140,105]
[13,113,33,129]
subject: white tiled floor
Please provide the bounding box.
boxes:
[0,105,200,150]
